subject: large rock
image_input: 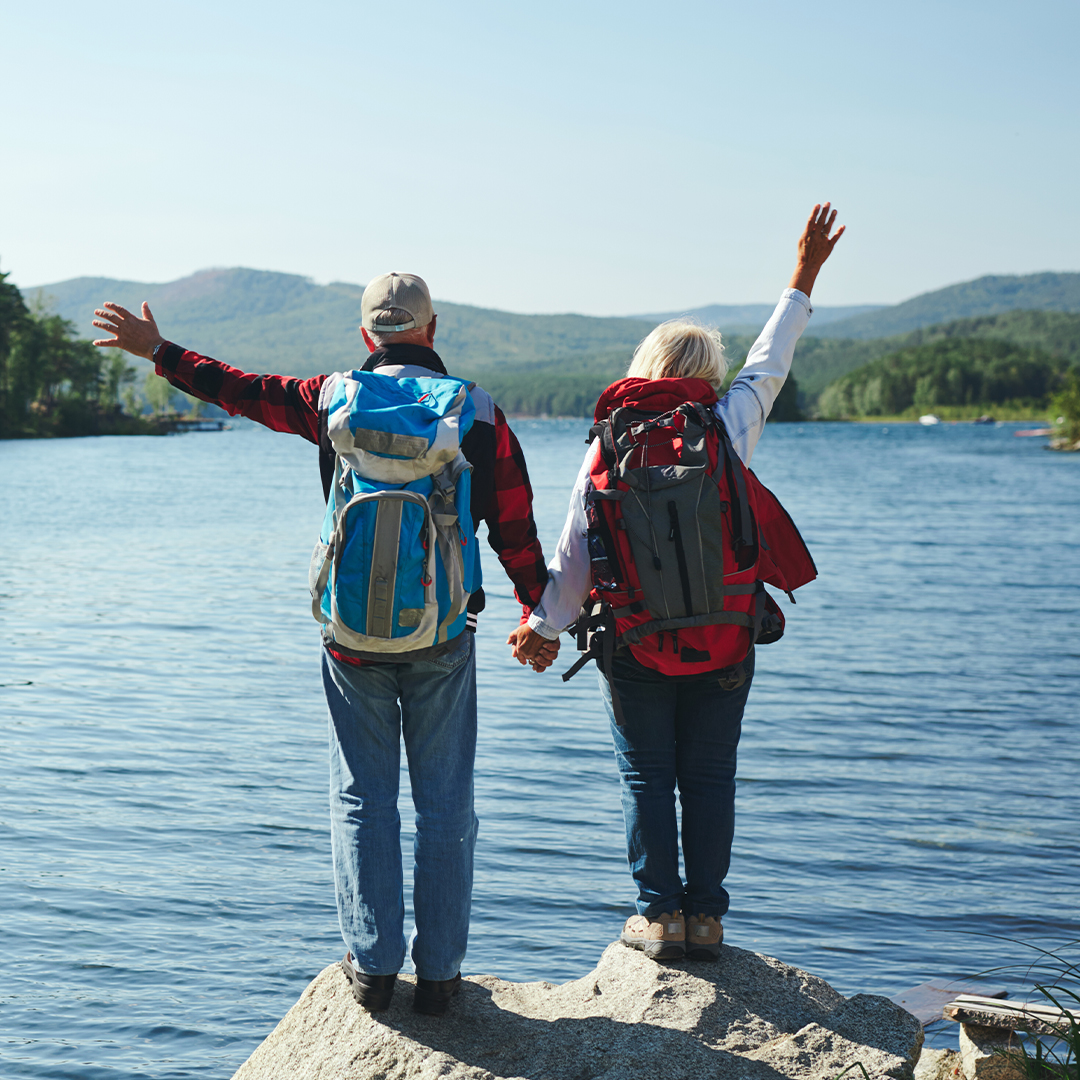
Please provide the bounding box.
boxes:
[232,942,923,1080]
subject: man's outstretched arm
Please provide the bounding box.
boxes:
[473,404,560,670]
[93,301,323,443]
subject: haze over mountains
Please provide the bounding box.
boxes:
[643,302,885,334]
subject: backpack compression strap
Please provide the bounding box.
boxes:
[560,600,627,726]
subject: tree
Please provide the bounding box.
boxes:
[1050,369,1080,446]
[0,267,32,436]
[144,371,175,415]
[0,263,149,438]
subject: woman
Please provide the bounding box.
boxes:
[508,204,844,959]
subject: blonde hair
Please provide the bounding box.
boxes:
[626,320,728,390]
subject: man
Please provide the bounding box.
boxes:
[92,272,559,1015]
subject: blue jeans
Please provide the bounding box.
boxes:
[321,632,478,981]
[598,648,754,920]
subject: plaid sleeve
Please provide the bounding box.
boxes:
[483,405,549,612]
[154,342,324,444]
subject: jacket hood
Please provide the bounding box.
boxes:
[594,377,718,423]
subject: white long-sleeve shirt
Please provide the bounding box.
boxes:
[526,287,812,640]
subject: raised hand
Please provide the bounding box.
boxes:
[789,203,845,298]
[92,302,165,360]
[506,624,561,673]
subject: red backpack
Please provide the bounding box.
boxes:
[562,377,817,719]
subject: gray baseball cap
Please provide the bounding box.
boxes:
[361,272,434,332]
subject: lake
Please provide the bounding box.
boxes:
[1,419,1078,1079]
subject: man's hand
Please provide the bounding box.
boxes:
[788,203,845,298]
[92,302,166,360]
[506,624,561,673]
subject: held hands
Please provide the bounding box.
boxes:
[506,624,561,673]
[788,203,845,298]
[92,302,166,360]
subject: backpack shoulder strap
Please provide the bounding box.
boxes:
[716,422,754,551]
[588,419,617,471]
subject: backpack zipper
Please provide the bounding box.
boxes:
[667,501,694,618]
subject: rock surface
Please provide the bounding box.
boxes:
[914,1048,962,1080]
[958,1024,1025,1080]
[232,942,923,1080]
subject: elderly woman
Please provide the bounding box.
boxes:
[508,204,844,959]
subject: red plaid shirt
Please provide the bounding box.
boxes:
[153,341,548,655]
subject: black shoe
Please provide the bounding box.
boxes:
[341,953,397,1012]
[413,972,462,1016]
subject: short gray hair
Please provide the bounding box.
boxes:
[626,320,728,390]
[368,307,423,345]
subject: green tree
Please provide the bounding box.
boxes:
[0,263,148,438]
[144,371,175,415]
[0,268,32,436]
[1050,369,1080,445]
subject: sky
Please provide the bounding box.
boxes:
[2,0,1078,315]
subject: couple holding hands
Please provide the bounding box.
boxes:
[93,204,842,1016]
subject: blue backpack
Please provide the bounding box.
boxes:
[309,370,482,654]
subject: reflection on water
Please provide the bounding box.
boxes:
[1,420,1077,1078]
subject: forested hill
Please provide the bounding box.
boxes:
[22,269,655,379]
[29,269,886,369]
[787,309,1080,399]
[805,272,1080,340]
[20,266,1080,418]
[816,337,1074,420]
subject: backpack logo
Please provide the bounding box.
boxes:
[309,371,481,654]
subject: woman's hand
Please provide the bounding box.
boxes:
[788,203,845,298]
[92,301,166,360]
[506,624,561,673]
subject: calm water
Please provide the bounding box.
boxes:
[2,420,1078,1079]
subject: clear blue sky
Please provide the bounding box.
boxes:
[3,0,1077,314]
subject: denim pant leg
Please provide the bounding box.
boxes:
[598,660,684,917]
[399,633,479,981]
[675,651,754,919]
[323,650,407,976]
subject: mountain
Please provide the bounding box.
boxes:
[22,268,658,380]
[21,266,1080,416]
[805,272,1080,339]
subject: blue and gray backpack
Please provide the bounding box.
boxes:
[309,370,481,655]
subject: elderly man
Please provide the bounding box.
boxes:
[92,272,558,1015]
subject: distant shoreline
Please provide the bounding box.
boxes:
[844,415,1045,424]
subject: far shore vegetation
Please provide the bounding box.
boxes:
[8,264,1080,438]
[815,338,1072,420]
[467,310,1080,425]
[1,268,206,439]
